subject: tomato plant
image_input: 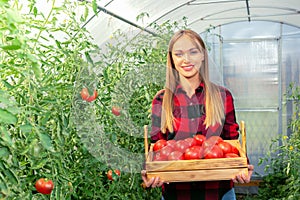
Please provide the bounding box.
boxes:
[107,169,121,181]
[35,178,54,195]
[153,139,167,151]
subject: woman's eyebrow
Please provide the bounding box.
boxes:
[173,47,198,52]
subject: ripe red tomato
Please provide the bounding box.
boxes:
[160,145,173,158]
[174,140,190,153]
[225,153,240,158]
[184,137,198,147]
[231,146,240,155]
[112,106,121,116]
[203,136,223,149]
[80,88,89,100]
[193,134,206,146]
[168,151,184,161]
[166,140,176,148]
[184,146,203,160]
[204,145,224,159]
[218,141,233,154]
[86,90,98,102]
[80,88,98,102]
[107,169,121,181]
[153,139,167,151]
[35,178,54,195]
[153,151,167,161]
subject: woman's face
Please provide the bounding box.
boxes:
[171,35,204,80]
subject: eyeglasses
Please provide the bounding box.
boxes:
[172,48,203,59]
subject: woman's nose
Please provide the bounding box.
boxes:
[183,53,190,62]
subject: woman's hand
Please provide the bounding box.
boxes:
[141,170,164,188]
[232,165,254,184]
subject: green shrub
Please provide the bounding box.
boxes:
[257,84,300,200]
[0,0,186,199]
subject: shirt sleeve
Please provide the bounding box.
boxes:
[222,89,239,140]
[150,91,167,142]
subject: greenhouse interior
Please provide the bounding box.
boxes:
[1,0,300,199]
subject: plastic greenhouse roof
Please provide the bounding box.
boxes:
[84,0,300,46]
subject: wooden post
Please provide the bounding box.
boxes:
[144,125,149,160]
[240,121,247,156]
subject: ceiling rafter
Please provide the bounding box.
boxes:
[246,0,251,21]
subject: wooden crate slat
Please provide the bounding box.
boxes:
[147,168,248,182]
[146,157,247,171]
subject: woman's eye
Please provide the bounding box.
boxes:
[190,50,199,55]
[175,53,183,57]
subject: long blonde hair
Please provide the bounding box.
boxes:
[161,29,225,133]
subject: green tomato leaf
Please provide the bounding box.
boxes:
[6,9,23,23]
[39,133,54,152]
[31,159,48,169]
[92,0,98,14]
[19,124,32,133]
[32,62,42,79]
[0,127,12,146]
[0,109,17,125]
[3,168,18,185]
[0,147,10,158]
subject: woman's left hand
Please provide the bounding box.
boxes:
[232,165,254,184]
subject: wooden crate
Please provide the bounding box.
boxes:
[144,121,248,182]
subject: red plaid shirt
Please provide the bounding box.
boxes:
[150,82,239,200]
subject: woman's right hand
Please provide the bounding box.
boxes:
[141,170,164,188]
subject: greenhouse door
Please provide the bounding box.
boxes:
[222,38,280,176]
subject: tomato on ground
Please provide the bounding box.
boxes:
[107,169,121,181]
[35,178,54,195]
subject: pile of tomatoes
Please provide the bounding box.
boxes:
[152,135,240,161]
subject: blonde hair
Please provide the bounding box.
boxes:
[161,29,225,133]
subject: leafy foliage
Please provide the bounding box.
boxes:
[257,84,300,200]
[0,0,187,199]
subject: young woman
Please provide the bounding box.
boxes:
[141,29,254,200]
